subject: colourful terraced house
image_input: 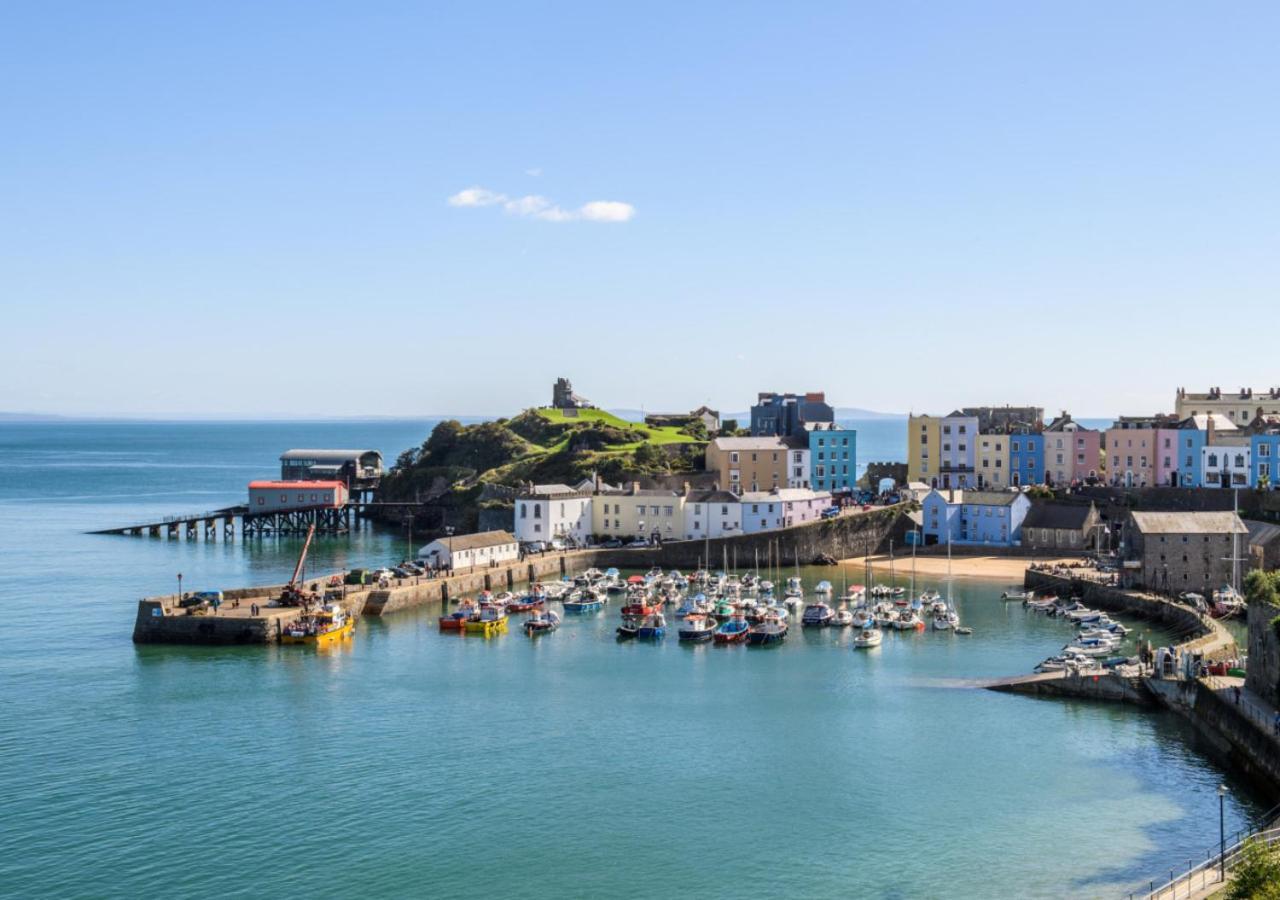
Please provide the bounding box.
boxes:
[807,422,856,494]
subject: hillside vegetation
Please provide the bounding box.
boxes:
[377,409,710,530]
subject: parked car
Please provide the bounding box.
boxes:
[523,541,547,553]
[391,567,411,578]
[601,538,623,549]
[345,569,367,586]
[549,538,567,551]
[627,538,649,548]
[401,562,424,575]
[821,506,840,520]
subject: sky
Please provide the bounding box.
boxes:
[2,2,1278,419]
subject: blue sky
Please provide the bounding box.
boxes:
[2,2,1278,418]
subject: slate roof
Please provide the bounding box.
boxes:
[1128,511,1248,535]
[424,530,517,551]
[927,489,1021,507]
[1022,502,1094,531]
[711,437,788,451]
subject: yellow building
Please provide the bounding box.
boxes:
[975,433,1009,489]
[591,486,684,542]
[705,437,789,494]
[907,415,941,485]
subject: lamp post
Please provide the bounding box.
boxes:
[445,525,455,573]
[177,572,183,604]
[1219,783,1228,882]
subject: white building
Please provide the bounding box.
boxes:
[940,411,979,489]
[514,484,592,546]
[785,440,811,489]
[1203,441,1251,488]
[417,530,519,569]
[683,490,742,540]
[738,488,833,533]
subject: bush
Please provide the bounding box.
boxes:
[1226,838,1280,900]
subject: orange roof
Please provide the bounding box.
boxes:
[248,480,346,490]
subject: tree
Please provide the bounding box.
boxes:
[679,420,709,441]
[1225,837,1280,900]
[1260,472,1273,491]
[634,442,666,470]
[1246,569,1280,608]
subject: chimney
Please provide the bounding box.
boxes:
[1207,415,1216,445]
[948,488,955,502]
[631,481,641,494]
[682,481,691,497]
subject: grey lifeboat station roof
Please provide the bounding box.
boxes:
[280,449,383,464]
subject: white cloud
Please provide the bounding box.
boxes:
[578,200,636,223]
[447,186,635,224]
[525,167,542,177]
[447,186,507,207]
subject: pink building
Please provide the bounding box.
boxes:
[1043,413,1101,485]
[1103,414,1179,487]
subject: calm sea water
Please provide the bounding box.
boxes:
[0,420,1265,899]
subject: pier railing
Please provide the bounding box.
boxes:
[1138,810,1280,899]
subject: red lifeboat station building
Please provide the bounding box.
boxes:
[248,480,349,511]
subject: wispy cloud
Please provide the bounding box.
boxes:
[446,186,635,224]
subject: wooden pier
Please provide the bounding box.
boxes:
[91,501,421,540]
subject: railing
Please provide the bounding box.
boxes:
[1138,819,1280,899]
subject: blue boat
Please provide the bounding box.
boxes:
[747,612,788,646]
[637,612,666,640]
[713,615,750,644]
[563,593,603,613]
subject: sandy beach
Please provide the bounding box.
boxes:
[850,553,1078,581]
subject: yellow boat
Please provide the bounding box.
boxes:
[281,604,355,646]
[463,606,508,636]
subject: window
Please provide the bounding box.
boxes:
[257,497,265,506]
[534,523,541,533]
[533,504,541,518]
[730,452,739,463]
[1261,444,1272,458]
[663,506,674,517]
[520,504,526,519]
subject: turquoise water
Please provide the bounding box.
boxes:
[0,420,1266,899]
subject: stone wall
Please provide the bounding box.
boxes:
[1247,599,1280,706]
[862,462,908,489]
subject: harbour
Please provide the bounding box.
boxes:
[3,418,1276,899]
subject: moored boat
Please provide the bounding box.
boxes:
[801,600,834,627]
[282,603,355,645]
[523,609,561,635]
[563,592,604,613]
[713,615,750,644]
[677,613,716,643]
[746,611,788,646]
[852,627,882,649]
[464,605,508,636]
[637,612,667,640]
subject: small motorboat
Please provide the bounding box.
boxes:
[438,608,471,631]
[852,627,882,649]
[954,626,973,635]
[464,605,508,636]
[563,593,603,613]
[831,605,854,628]
[1001,589,1033,602]
[678,613,716,643]
[801,601,834,627]
[747,611,788,646]
[815,580,833,595]
[616,615,641,639]
[713,615,750,644]
[637,612,667,640]
[784,576,804,599]
[894,611,923,631]
[524,609,561,635]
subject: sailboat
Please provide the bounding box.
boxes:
[933,537,960,631]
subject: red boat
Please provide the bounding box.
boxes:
[713,615,751,644]
[621,599,660,617]
[438,610,469,631]
[506,595,545,613]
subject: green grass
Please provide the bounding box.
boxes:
[534,407,698,447]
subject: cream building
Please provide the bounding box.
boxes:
[907,414,941,485]
[591,486,684,541]
[1176,387,1280,425]
[975,433,1009,489]
[706,437,789,494]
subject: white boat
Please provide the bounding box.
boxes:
[815,580,833,595]
[1001,589,1033,602]
[932,611,954,631]
[851,608,875,629]
[893,611,922,631]
[784,576,803,598]
[852,627,883,649]
[1064,637,1120,657]
[831,606,853,627]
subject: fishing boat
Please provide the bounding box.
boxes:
[713,598,738,621]
[815,580,833,595]
[464,605,508,636]
[506,590,546,613]
[1001,589,1033,602]
[621,595,661,618]
[784,575,803,599]
[523,609,561,635]
[281,604,355,645]
[438,605,472,631]
[801,600,834,627]
[746,611,788,646]
[563,592,604,613]
[713,615,750,644]
[677,613,716,643]
[637,612,667,640]
[852,627,882,649]
[616,615,641,639]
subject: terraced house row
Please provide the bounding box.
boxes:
[907,388,1280,491]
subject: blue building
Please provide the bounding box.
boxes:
[1008,430,1044,487]
[921,489,1032,547]
[1251,425,1280,489]
[750,391,834,437]
[1176,420,1207,487]
[807,423,856,494]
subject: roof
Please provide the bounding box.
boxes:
[780,434,808,450]
[422,530,517,552]
[518,483,583,498]
[249,480,346,490]
[710,436,788,451]
[926,489,1022,507]
[1022,502,1095,530]
[1245,519,1280,549]
[280,449,382,463]
[1128,511,1248,535]
[687,490,741,504]
[740,488,833,502]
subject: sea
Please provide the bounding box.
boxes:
[0,418,1266,899]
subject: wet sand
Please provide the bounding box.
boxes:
[852,554,1078,581]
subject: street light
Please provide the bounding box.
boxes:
[1219,783,1229,882]
[445,525,455,573]
[177,572,183,604]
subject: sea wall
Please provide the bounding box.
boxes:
[989,670,1153,705]
[1248,599,1280,706]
